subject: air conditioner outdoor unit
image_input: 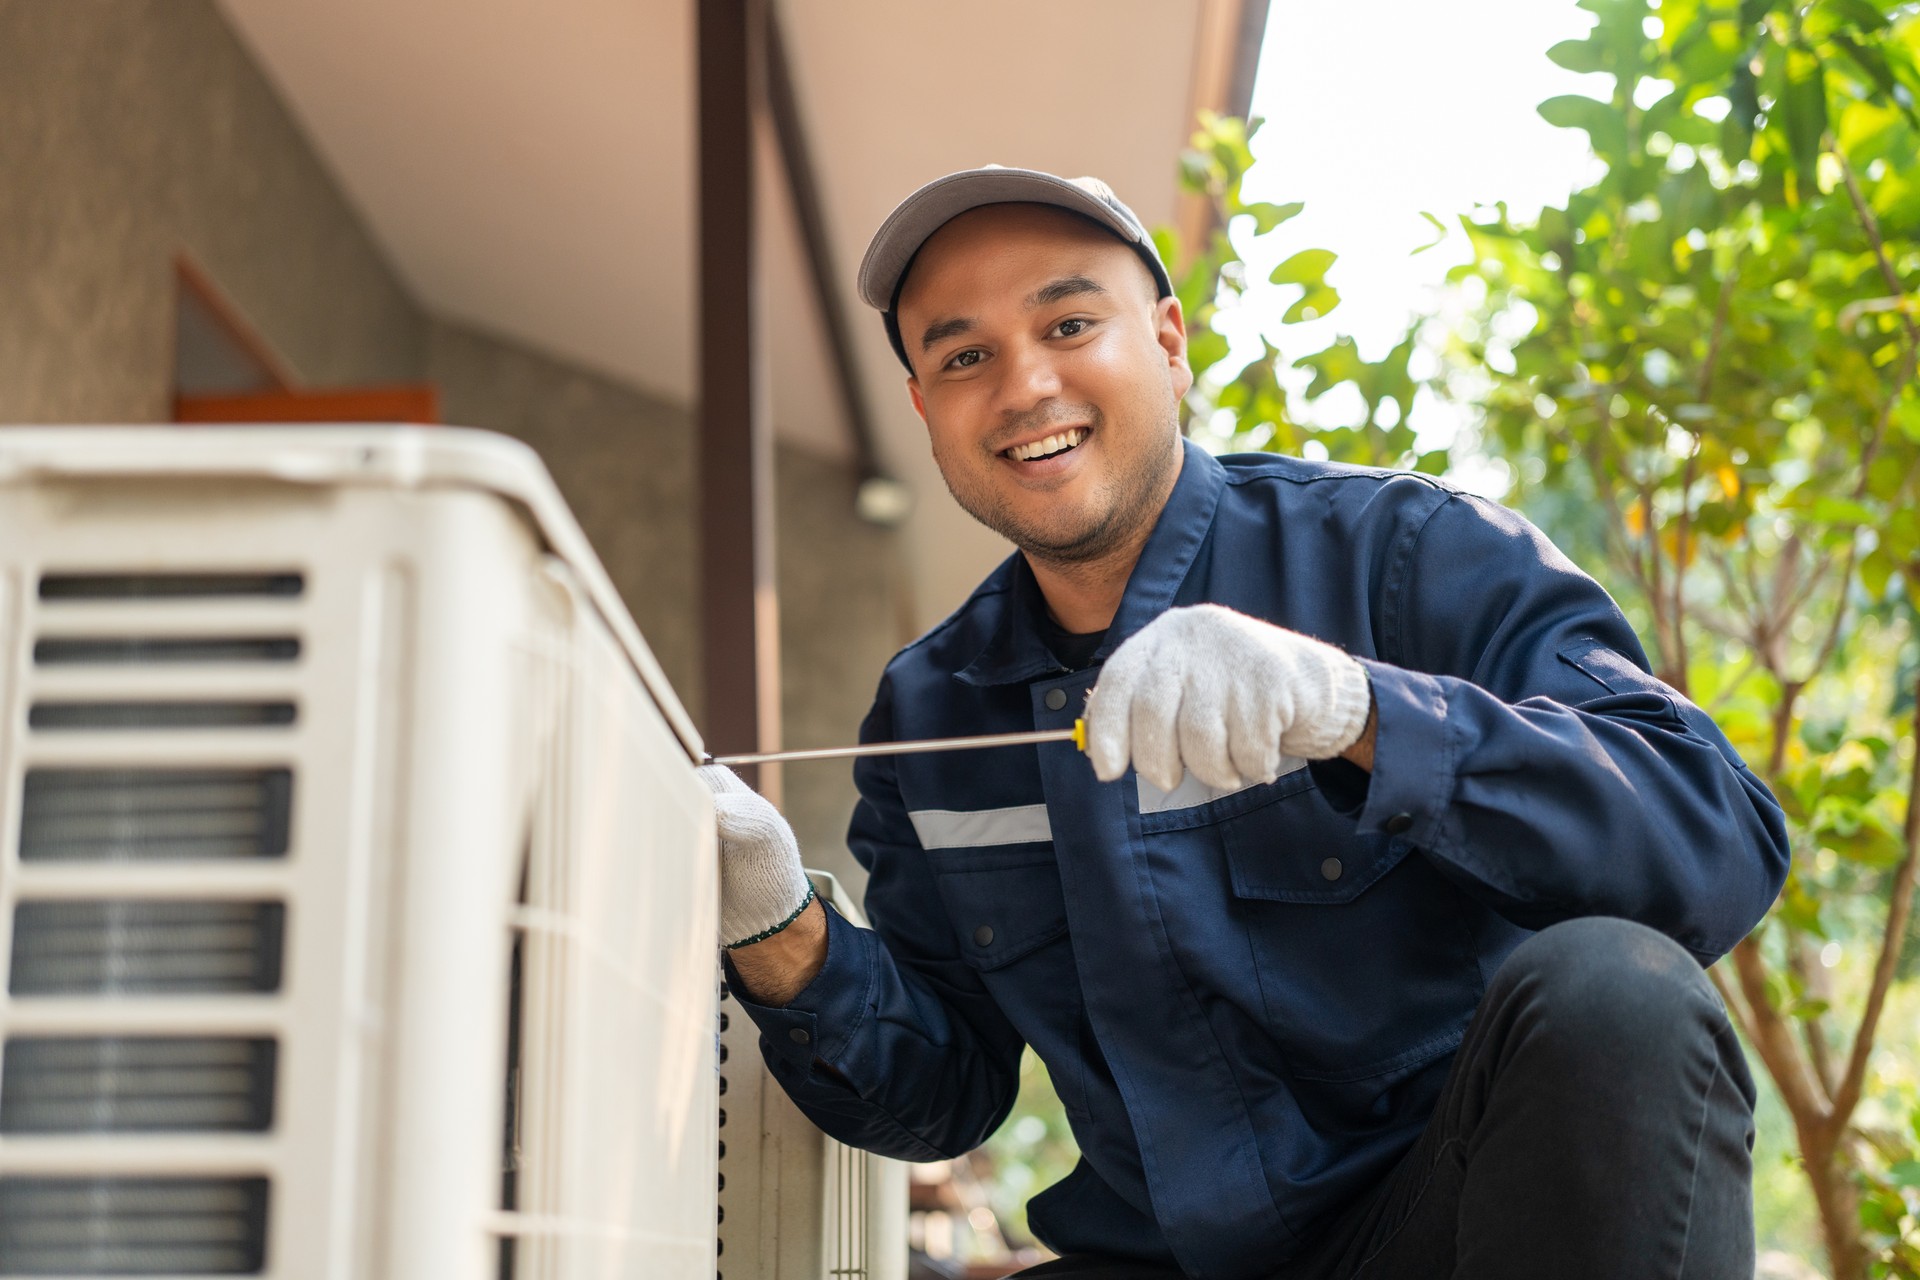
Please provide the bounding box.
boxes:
[0,425,905,1280]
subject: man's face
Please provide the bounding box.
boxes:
[897,204,1192,565]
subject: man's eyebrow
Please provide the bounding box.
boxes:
[917,276,1111,354]
[1026,276,1109,308]
[919,316,976,353]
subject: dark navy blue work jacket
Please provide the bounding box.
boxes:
[731,442,1787,1279]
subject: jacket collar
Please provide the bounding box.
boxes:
[954,439,1226,688]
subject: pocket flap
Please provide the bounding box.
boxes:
[929,858,1069,971]
[1221,783,1410,904]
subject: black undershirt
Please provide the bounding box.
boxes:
[1042,615,1108,672]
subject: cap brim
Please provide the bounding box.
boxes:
[856,167,1150,312]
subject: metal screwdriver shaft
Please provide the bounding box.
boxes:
[707,719,1087,767]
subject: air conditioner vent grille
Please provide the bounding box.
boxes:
[33,637,301,666]
[0,1175,269,1274]
[0,1036,277,1134]
[8,900,287,996]
[21,768,293,863]
[27,702,297,731]
[38,572,303,601]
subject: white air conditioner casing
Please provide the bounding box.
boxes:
[0,425,903,1280]
[719,870,908,1280]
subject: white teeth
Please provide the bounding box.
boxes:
[1007,427,1088,462]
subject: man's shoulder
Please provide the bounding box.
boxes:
[1213,449,1469,530]
[877,551,1020,681]
[1216,448,1451,494]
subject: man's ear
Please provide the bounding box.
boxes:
[1155,295,1193,401]
[906,376,927,424]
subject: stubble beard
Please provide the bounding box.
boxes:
[933,401,1183,572]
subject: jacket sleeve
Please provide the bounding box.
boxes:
[1311,488,1789,962]
[723,671,1026,1160]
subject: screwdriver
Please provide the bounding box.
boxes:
[707,719,1088,767]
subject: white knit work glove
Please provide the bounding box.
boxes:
[1085,604,1372,793]
[697,765,816,950]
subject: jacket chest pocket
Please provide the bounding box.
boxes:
[1212,781,1477,1108]
[924,848,1090,1116]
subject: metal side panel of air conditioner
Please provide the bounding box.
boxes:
[717,872,908,1280]
[490,559,719,1280]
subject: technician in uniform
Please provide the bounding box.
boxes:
[699,167,1789,1280]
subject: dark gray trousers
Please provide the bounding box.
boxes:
[1010,916,1758,1280]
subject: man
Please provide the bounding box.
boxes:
[701,167,1788,1280]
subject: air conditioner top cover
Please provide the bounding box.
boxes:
[0,424,705,761]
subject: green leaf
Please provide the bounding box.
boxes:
[1547,36,1609,73]
[1809,496,1875,525]
[1889,1160,1920,1190]
[1282,284,1341,324]
[1243,200,1305,234]
[1788,997,1830,1019]
[1778,46,1831,182]
[1412,211,1448,255]
[1859,546,1895,599]
[1537,95,1631,159]
[1814,0,1891,34]
[1270,248,1338,287]
[1186,327,1230,377]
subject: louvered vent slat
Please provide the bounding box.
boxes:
[1,1037,276,1133]
[0,1176,269,1274]
[37,572,303,601]
[33,637,300,665]
[27,702,297,731]
[8,901,286,996]
[21,769,292,862]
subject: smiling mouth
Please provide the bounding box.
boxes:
[1002,427,1089,462]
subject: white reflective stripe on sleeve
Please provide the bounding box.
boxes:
[908,804,1053,849]
[1136,760,1306,815]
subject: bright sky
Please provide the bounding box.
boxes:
[1212,0,1612,479]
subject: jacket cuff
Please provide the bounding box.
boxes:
[1338,658,1455,847]
[723,901,871,1077]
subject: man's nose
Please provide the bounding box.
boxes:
[991,339,1064,415]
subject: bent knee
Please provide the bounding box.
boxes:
[1496,917,1721,1044]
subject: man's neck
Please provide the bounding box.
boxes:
[1027,547,1137,635]
[1026,444,1185,635]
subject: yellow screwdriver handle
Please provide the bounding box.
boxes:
[1072,718,1088,753]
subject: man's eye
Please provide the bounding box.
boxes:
[948,349,984,369]
[1054,318,1089,338]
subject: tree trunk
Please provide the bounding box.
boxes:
[1803,1131,1869,1280]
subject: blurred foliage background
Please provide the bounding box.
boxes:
[968,1,1920,1276]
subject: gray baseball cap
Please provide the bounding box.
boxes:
[857,165,1175,372]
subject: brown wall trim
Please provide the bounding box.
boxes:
[173,254,299,393]
[174,386,439,423]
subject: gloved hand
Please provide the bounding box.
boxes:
[1084,604,1372,793]
[697,765,816,950]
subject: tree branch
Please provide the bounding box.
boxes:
[1826,661,1920,1134]
[1786,937,1839,1103]
[1672,446,1696,694]
[1835,148,1919,347]
[1711,961,1763,1053]
[1732,935,1833,1129]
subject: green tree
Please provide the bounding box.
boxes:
[1436,2,1920,1274]
[1165,114,1445,477]
[1173,5,1920,1270]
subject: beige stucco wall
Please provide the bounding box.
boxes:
[0,0,907,895]
[0,0,425,421]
